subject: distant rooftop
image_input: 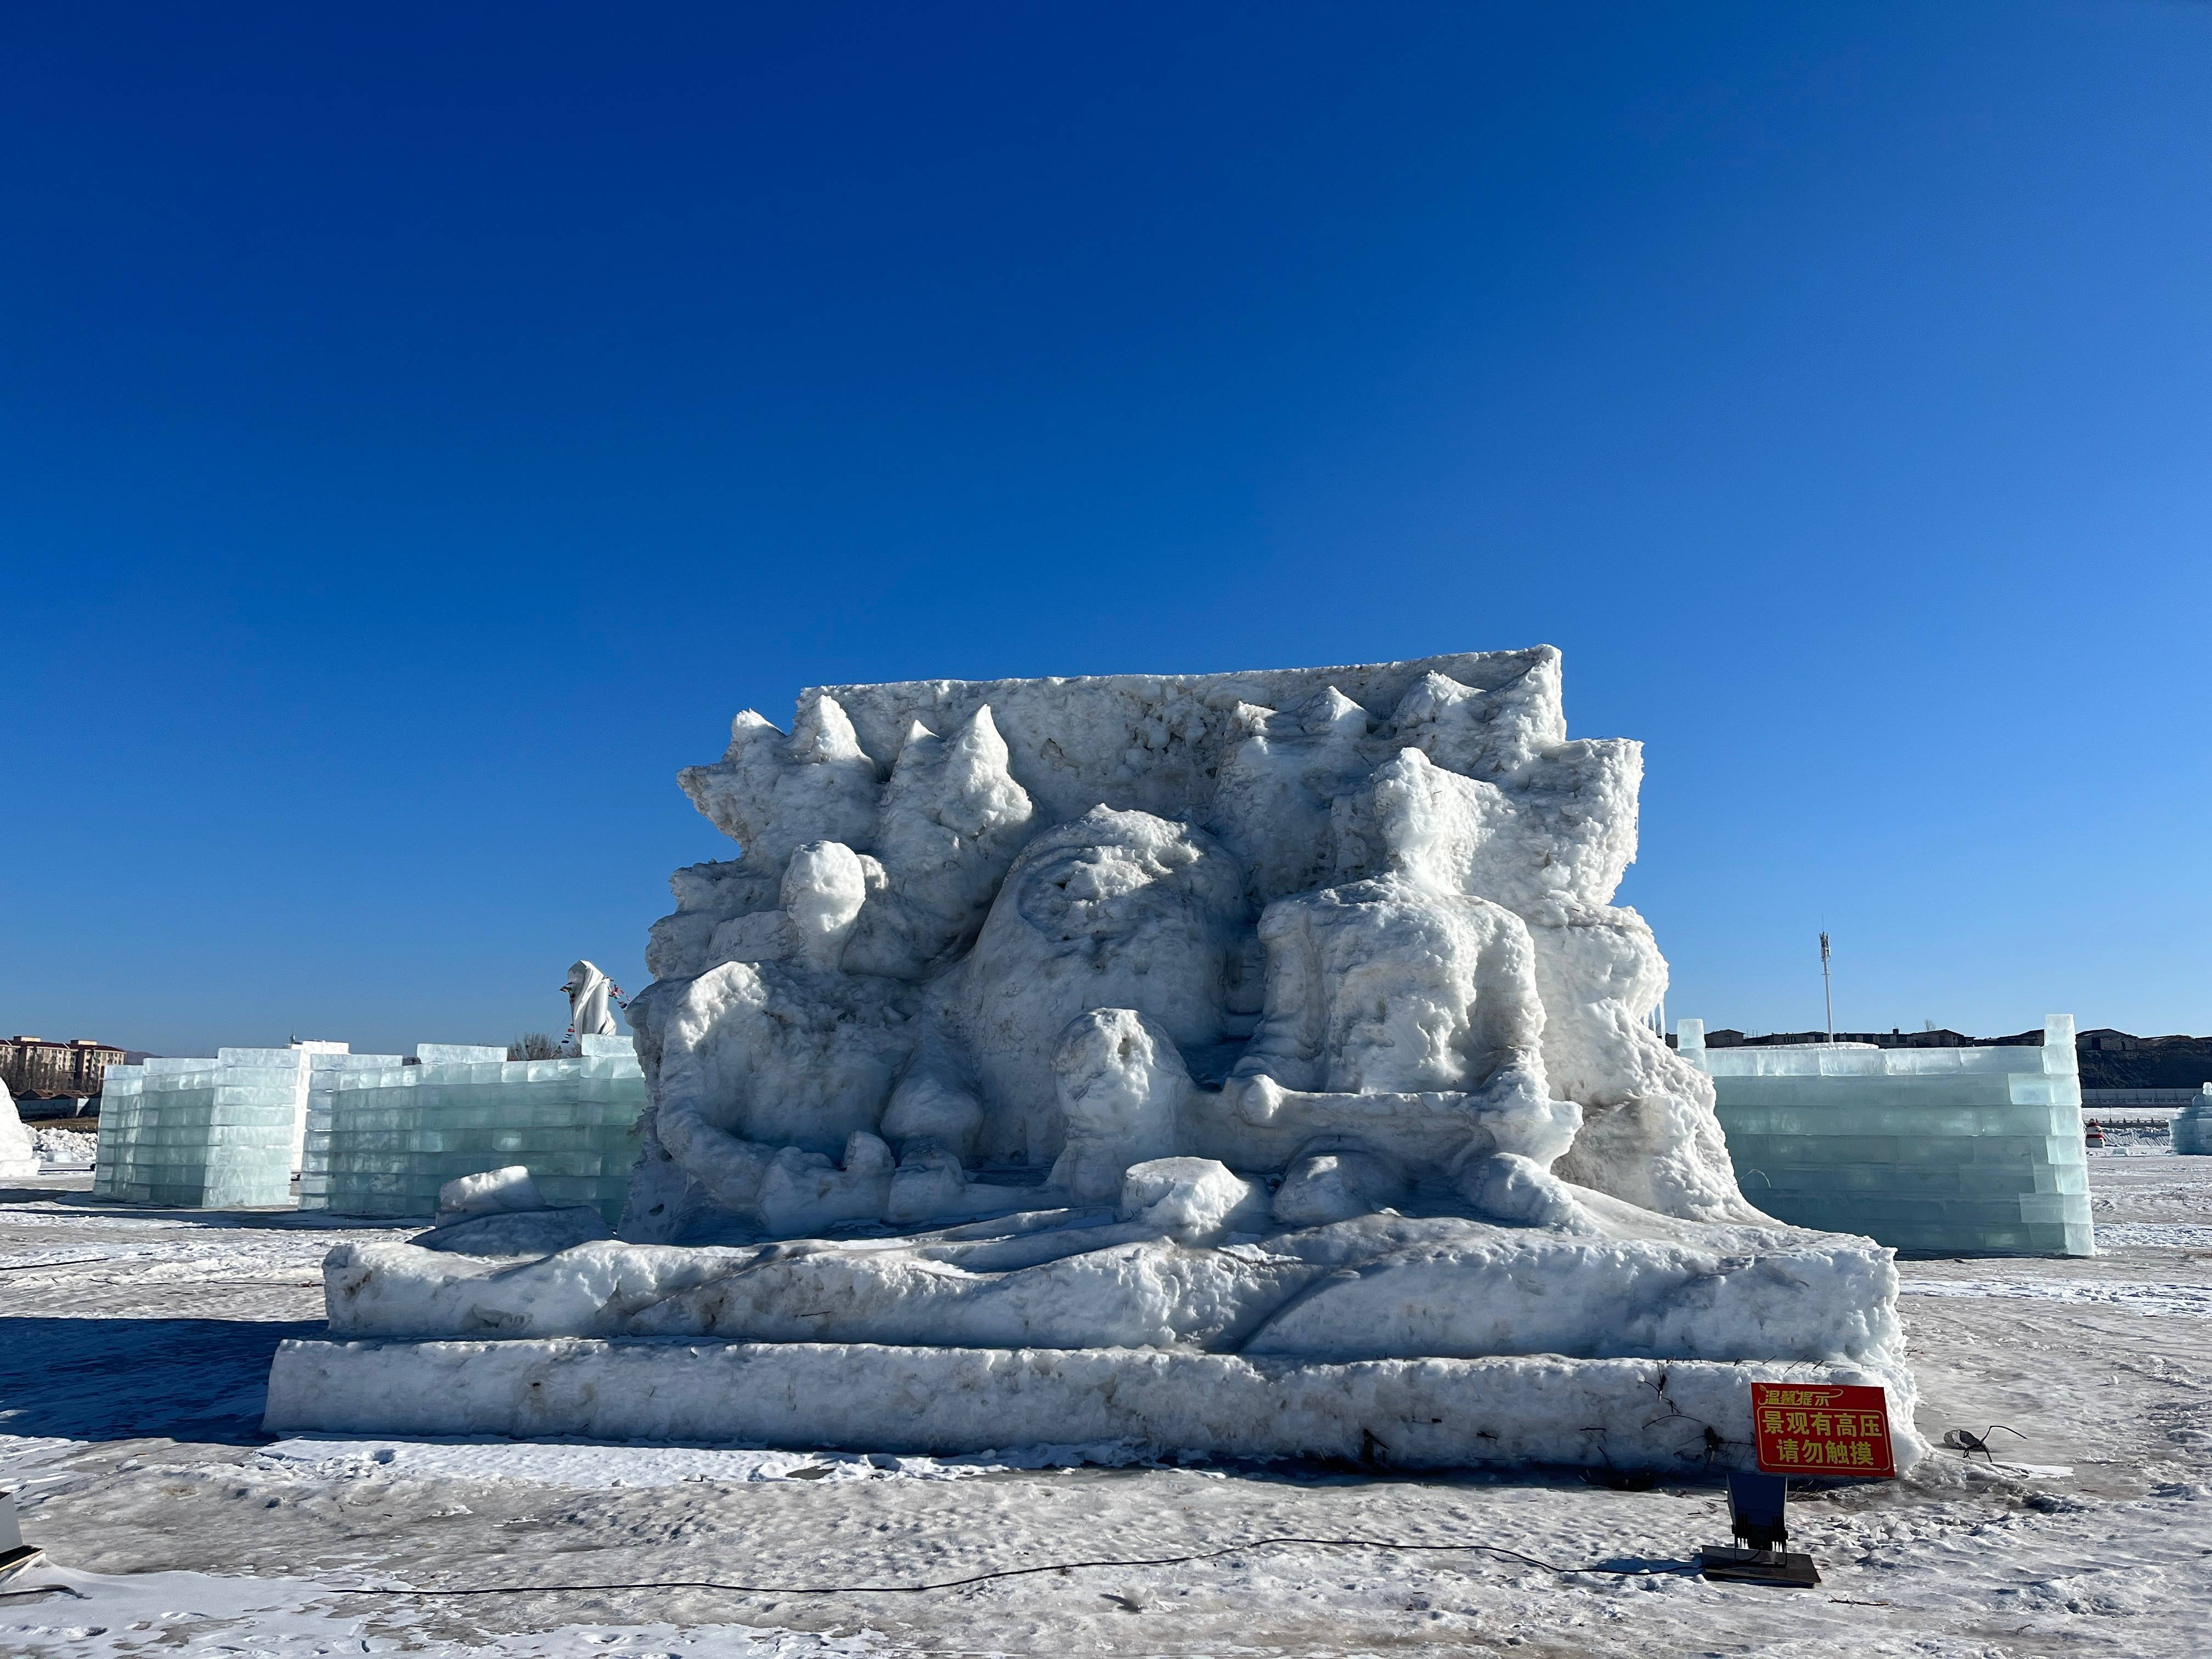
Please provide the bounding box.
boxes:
[1676,1025,2202,1050]
[1668,1025,2212,1091]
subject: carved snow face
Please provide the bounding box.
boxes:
[1014,835,1220,943]
[982,807,1244,1002]
[943,806,1248,1161]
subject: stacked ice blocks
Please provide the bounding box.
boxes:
[283,1040,351,1164]
[315,1035,646,1224]
[2173,1086,2212,1156]
[92,1048,309,1208]
[1686,1015,2093,1256]
[297,1051,407,1209]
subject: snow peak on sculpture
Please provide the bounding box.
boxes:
[268,651,1923,1471]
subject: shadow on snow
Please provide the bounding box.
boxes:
[0,1315,318,1446]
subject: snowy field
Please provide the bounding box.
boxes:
[29,1126,97,1169]
[2,1141,2208,1657]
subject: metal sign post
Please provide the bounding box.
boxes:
[1700,1382,1898,1588]
[1819,932,1834,1045]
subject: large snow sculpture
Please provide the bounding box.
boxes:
[269,651,1922,1470]
[622,651,1744,1238]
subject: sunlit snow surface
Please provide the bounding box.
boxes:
[5,1570,875,1658]
[251,1437,1143,1487]
[1901,1276,2212,1318]
[4,1148,2211,1656]
[2090,1220,2212,1249]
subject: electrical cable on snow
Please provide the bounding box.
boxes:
[311,1534,1700,1598]
[0,1258,112,1273]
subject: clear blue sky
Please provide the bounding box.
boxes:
[4,3,2207,1056]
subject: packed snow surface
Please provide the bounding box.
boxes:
[2,1147,2210,1655]
[253,1436,1031,1486]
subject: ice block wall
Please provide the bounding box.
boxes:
[284,1040,351,1166]
[1685,1015,2093,1256]
[317,1035,646,1224]
[92,1049,309,1207]
[2173,1086,2212,1155]
[297,1051,406,1209]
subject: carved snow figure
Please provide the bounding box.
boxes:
[272,651,1924,1472]
[562,960,619,1044]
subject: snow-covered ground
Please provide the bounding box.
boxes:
[3,1150,2209,1656]
[30,1127,97,1169]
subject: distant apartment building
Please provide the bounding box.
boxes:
[1,1036,128,1108]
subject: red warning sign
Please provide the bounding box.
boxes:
[1751,1382,1897,1479]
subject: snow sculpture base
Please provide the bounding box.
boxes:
[264,1337,1920,1473]
[270,1170,1924,1470]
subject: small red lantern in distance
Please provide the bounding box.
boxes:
[1750,1383,1897,1479]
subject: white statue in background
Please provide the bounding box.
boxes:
[563,960,619,1046]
